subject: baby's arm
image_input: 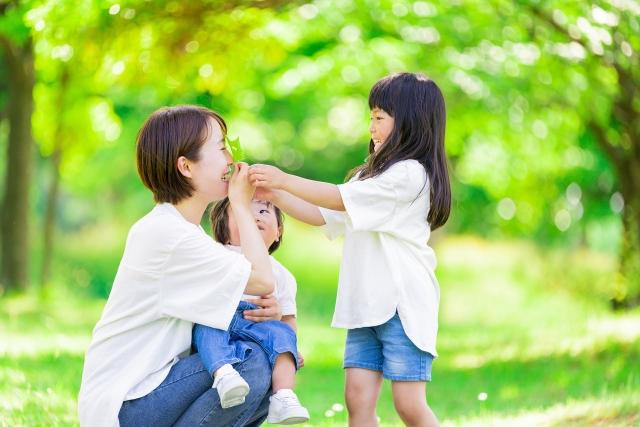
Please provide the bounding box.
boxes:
[250,164,345,212]
[281,314,297,332]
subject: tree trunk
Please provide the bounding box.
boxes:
[40,69,68,291]
[611,155,640,309]
[1,37,34,293]
[40,147,61,290]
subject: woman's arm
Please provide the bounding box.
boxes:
[250,164,345,212]
[243,294,283,322]
[229,163,275,296]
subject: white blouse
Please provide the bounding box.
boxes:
[319,160,440,356]
[78,203,251,426]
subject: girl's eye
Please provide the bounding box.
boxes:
[259,209,269,215]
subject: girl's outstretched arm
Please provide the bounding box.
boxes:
[267,189,326,226]
[250,164,345,212]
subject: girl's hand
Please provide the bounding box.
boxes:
[253,187,276,202]
[249,164,288,190]
[228,163,254,207]
[243,294,282,322]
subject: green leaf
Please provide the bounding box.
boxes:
[225,135,245,162]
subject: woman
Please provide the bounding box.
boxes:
[78,106,278,426]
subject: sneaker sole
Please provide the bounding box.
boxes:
[220,385,250,409]
[266,415,310,424]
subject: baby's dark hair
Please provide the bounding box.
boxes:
[209,198,284,254]
[349,72,451,230]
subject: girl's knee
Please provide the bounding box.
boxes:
[345,387,376,416]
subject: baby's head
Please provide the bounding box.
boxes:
[210,198,284,254]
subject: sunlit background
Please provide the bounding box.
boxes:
[1,0,639,425]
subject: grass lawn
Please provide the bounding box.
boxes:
[1,223,639,426]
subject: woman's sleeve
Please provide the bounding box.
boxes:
[159,232,250,330]
[337,161,426,233]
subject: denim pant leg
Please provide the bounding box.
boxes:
[119,342,272,427]
[234,319,299,370]
[193,319,247,376]
[174,341,273,427]
[118,353,212,427]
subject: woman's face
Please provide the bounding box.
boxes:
[226,200,281,249]
[188,118,233,202]
[369,108,394,152]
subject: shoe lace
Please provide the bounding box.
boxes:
[277,394,299,407]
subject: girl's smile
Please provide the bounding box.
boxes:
[369,108,394,152]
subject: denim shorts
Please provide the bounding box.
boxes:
[343,312,434,381]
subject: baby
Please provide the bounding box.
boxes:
[191,198,309,424]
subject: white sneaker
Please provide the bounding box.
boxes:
[267,389,310,424]
[213,367,250,409]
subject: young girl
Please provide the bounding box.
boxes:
[191,197,309,424]
[248,73,451,427]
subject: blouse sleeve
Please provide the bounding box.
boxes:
[319,207,347,240]
[159,231,250,330]
[337,160,426,233]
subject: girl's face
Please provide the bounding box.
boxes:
[369,108,394,152]
[226,200,281,249]
[187,118,233,202]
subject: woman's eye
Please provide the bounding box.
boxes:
[260,209,269,215]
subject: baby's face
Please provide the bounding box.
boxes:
[250,200,280,248]
[226,200,280,249]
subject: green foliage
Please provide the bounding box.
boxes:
[5,0,631,251]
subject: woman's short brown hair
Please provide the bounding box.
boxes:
[210,198,284,254]
[136,105,227,204]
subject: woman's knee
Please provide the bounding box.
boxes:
[238,341,272,395]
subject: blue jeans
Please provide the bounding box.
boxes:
[192,301,299,375]
[118,341,272,427]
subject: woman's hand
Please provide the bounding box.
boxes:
[249,164,289,190]
[228,162,255,207]
[297,352,305,368]
[243,294,282,322]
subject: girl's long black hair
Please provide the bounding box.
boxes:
[348,72,451,230]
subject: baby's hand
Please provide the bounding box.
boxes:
[249,164,288,190]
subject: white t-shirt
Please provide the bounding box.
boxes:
[319,160,440,356]
[78,203,251,427]
[226,245,297,317]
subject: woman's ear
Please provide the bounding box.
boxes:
[276,225,283,242]
[177,156,192,178]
